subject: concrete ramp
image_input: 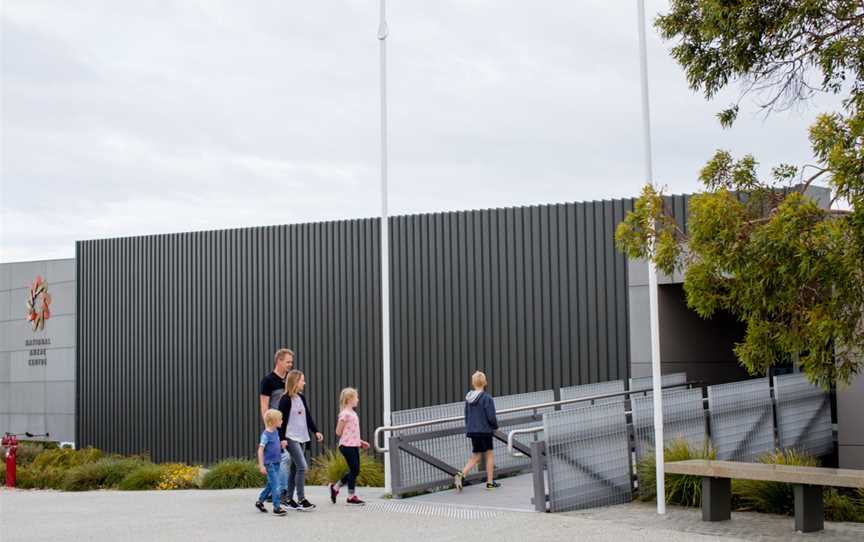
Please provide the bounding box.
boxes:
[402,473,537,513]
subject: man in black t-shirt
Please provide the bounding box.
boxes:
[260,348,294,423]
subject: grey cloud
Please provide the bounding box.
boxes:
[0,0,842,261]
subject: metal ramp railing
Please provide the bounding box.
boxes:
[374,372,834,513]
[374,378,697,499]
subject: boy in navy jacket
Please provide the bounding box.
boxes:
[455,371,501,491]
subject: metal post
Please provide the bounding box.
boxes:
[636,0,665,514]
[794,484,824,533]
[701,477,731,521]
[389,436,403,498]
[530,440,547,512]
[378,0,393,494]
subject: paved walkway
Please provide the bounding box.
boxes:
[405,472,536,512]
[2,485,863,541]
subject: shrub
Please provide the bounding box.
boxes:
[637,438,715,507]
[824,488,864,523]
[103,458,153,487]
[15,442,46,466]
[118,464,165,491]
[61,460,114,491]
[31,447,102,471]
[157,463,201,490]
[306,448,385,487]
[0,461,5,484]
[62,458,153,491]
[15,466,66,489]
[732,449,819,515]
[200,459,265,489]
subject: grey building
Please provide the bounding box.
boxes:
[74,200,634,463]
[3,189,860,469]
[0,258,76,443]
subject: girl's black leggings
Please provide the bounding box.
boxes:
[339,445,361,491]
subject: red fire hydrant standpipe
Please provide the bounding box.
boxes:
[2,433,17,487]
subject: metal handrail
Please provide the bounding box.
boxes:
[507,427,544,457]
[373,381,702,452]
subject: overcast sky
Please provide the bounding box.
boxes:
[0,0,843,262]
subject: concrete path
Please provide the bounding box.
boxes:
[405,472,535,512]
[3,485,863,541]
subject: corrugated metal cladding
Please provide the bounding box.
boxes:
[390,199,634,409]
[77,198,637,464]
[77,221,383,464]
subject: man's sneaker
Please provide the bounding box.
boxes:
[284,499,300,511]
[297,498,317,511]
[346,495,365,505]
[255,501,267,513]
[272,507,287,516]
[454,472,464,492]
[486,481,501,490]
[329,484,339,504]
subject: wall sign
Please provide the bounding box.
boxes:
[26,275,51,331]
[26,338,51,366]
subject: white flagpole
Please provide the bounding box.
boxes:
[378,0,393,495]
[636,0,666,514]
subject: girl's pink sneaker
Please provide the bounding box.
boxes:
[346,495,365,506]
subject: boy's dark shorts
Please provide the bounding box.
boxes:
[468,434,494,453]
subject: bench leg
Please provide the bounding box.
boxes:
[793,484,823,533]
[701,477,731,522]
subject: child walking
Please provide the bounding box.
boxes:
[329,387,370,505]
[278,369,324,511]
[454,371,501,491]
[256,409,287,515]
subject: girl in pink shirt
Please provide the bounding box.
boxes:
[329,387,369,505]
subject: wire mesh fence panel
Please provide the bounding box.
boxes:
[707,378,775,461]
[493,390,555,471]
[629,372,687,393]
[774,372,833,457]
[392,401,468,490]
[543,404,633,512]
[631,387,708,466]
[391,390,554,491]
[560,380,625,409]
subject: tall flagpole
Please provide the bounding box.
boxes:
[378,0,393,494]
[637,0,666,515]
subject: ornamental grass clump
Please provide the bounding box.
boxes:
[61,457,153,491]
[637,438,715,507]
[306,448,385,487]
[31,447,102,470]
[200,459,265,489]
[118,464,165,491]
[732,449,819,516]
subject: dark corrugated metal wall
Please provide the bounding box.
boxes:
[390,200,632,409]
[76,220,382,464]
[77,199,634,463]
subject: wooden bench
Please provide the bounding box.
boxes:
[665,459,864,533]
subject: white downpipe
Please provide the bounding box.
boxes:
[378,0,393,495]
[636,0,665,515]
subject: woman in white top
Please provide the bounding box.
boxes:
[277,369,324,511]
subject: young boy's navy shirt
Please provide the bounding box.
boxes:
[259,429,281,464]
[464,390,498,436]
